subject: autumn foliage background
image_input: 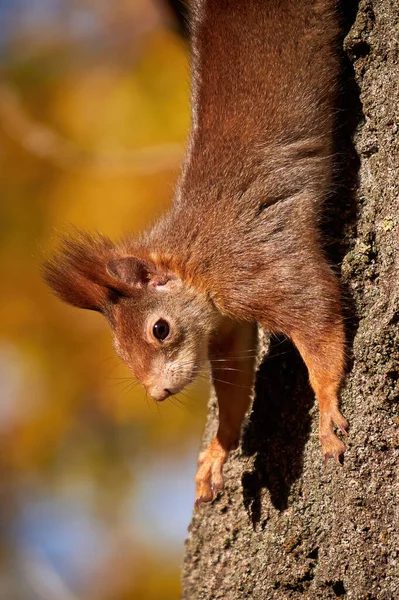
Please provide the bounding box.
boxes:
[0,1,207,598]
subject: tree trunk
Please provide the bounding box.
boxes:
[182,1,399,598]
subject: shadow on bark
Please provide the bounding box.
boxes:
[241,336,314,524]
[324,0,362,355]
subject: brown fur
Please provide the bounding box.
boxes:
[43,0,348,504]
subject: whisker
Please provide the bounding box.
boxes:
[100,355,122,366]
[211,347,259,355]
[262,350,290,360]
[110,378,137,388]
[209,350,291,363]
[103,356,126,377]
[178,388,197,401]
[145,393,151,412]
[212,366,252,373]
[199,375,253,389]
[107,377,137,385]
[269,334,289,346]
[116,381,134,395]
[176,391,196,407]
[120,380,140,397]
[100,355,117,363]
[209,355,258,362]
[174,395,198,414]
[154,399,162,418]
[145,390,156,415]
[169,397,184,412]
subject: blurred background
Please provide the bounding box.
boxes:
[0,1,209,598]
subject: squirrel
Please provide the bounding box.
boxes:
[43,0,348,506]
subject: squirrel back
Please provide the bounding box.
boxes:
[137,0,342,333]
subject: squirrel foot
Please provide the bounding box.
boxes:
[194,439,228,507]
[322,435,346,465]
[320,409,348,465]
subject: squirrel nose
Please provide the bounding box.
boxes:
[152,388,171,402]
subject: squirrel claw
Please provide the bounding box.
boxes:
[194,495,209,508]
[194,475,224,508]
[334,451,344,465]
[332,412,349,436]
[194,486,214,508]
[322,434,346,466]
[336,420,349,436]
[323,450,344,466]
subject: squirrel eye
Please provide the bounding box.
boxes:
[152,319,170,342]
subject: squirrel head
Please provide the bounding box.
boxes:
[43,232,219,401]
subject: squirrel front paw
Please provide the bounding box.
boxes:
[194,439,228,507]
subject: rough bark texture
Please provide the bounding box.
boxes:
[182,1,399,598]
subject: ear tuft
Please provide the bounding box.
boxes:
[42,230,117,311]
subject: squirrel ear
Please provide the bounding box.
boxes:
[107,257,155,287]
[42,232,117,312]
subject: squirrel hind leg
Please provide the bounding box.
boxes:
[291,325,348,464]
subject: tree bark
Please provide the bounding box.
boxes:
[182,1,399,598]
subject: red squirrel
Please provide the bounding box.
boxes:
[43,0,348,506]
